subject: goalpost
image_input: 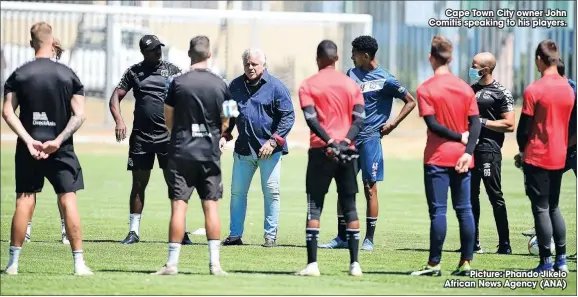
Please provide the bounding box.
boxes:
[1,1,372,92]
[1,1,372,141]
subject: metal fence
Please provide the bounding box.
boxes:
[241,0,576,100]
[1,1,576,139]
[0,1,371,94]
[1,1,371,130]
[354,0,576,100]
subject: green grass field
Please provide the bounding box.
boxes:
[0,146,576,295]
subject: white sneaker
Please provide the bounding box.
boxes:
[61,233,70,245]
[349,262,362,277]
[4,265,18,275]
[24,234,31,243]
[209,264,228,276]
[74,264,94,276]
[151,264,178,275]
[295,262,320,277]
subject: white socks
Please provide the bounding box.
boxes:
[7,247,88,274]
[167,243,181,266]
[24,220,67,241]
[7,246,21,268]
[25,222,32,240]
[208,240,220,266]
[129,214,141,235]
[163,241,220,268]
[72,250,85,268]
[61,219,66,235]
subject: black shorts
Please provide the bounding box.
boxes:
[165,157,223,201]
[305,148,359,195]
[15,147,84,194]
[127,132,168,171]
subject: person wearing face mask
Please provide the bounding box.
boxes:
[455,52,515,255]
[515,39,574,273]
[108,35,190,245]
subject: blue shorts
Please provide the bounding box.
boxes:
[356,137,384,183]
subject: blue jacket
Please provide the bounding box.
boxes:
[227,70,295,157]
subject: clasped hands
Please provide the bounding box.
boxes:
[325,139,359,164]
[455,131,472,174]
[26,138,62,160]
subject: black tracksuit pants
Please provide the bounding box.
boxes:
[471,151,510,246]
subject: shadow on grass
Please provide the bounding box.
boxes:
[0,239,300,247]
[396,247,460,253]
[98,269,202,275]
[360,271,413,276]
[83,239,121,243]
[396,247,537,257]
[222,243,304,248]
[228,269,296,275]
[0,239,166,244]
[84,239,206,246]
[0,269,83,275]
[0,239,82,244]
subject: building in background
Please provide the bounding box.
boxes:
[1,0,575,101]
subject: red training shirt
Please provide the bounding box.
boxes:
[417,73,479,167]
[299,67,364,149]
[522,73,575,170]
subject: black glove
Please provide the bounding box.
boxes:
[325,141,359,164]
[514,153,523,169]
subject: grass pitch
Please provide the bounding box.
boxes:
[0,146,576,295]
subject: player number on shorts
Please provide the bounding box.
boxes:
[372,162,378,178]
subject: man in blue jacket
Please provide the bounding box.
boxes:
[221,48,295,247]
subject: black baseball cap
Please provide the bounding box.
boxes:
[139,35,165,51]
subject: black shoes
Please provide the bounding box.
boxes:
[120,231,192,245]
[121,231,140,244]
[222,236,244,246]
[496,243,512,254]
[182,232,193,245]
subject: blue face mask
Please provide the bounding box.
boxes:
[469,67,482,81]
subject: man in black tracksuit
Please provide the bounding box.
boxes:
[466,52,515,254]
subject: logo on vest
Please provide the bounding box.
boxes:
[358,79,386,93]
[192,124,210,137]
[32,112,56,127]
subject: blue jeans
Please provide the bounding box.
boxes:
[424,165,475,264]
[229,152,282,240]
